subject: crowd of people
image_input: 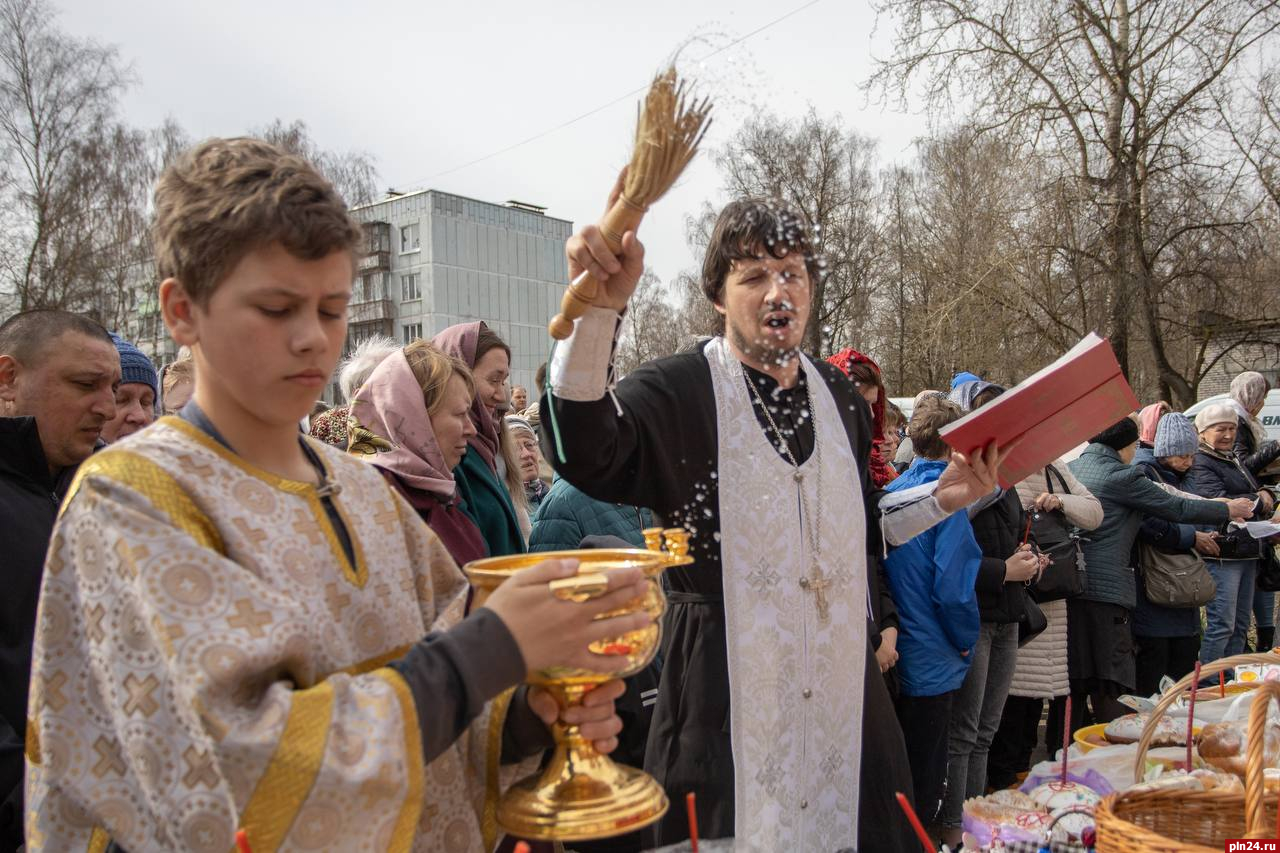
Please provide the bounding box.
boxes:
[1,135,1278,852]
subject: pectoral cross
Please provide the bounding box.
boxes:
[799,566,832,624]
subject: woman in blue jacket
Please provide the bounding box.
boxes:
[884,397,981,830]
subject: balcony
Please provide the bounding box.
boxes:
[348,298,394,325]
[359,250,390,272]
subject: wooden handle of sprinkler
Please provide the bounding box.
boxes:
[548,199,646,339]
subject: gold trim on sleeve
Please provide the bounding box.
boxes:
[373,668,424,852]
[25,717,40,764]
[236,681,335,851]
[334,644,412,678]
[63,449,224,553]
[483,688,517,852]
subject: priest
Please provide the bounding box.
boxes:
[543,191,1006,851]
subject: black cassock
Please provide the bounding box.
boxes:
[544,342,918,852]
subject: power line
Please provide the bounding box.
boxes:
[395,0,823,187]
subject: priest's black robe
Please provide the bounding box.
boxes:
[543,341,918,852]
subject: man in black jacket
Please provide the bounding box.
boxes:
[0,310,119,851]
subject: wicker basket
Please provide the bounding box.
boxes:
[1094,653,1280,851]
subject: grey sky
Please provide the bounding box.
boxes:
[62,0,929,289]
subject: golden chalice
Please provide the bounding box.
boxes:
[463,527,693,841]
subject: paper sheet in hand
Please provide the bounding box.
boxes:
[1233,520,1280,539]
[940,333,1140,488]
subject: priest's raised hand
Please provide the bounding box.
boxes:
[482,557,651,675]
[565,169,645,312]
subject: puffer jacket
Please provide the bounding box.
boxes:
[1186,444,1265,560]
[1008,463,1102,698]
[529,476,654,552]
[1068,443,1230,609]
[969,489,1028,623]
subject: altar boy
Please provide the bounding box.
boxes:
[25,137,646,851]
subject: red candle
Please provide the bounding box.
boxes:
[1062,694,1073,783]
[1187,661,1202,770]
[1220,671,1226,699]
[686,792,699,853]
[895,791,935,853]
[235,830,252,853]
[514,844,531,853]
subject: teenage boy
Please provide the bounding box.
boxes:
[25,138,647,852]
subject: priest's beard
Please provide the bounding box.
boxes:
[726,322,804,373]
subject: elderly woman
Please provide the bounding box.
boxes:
[1231,372,1280,478]
[434,321,526,557]
[1189,403,1275,663]
[1230,372,1280,649]
[1068,417,1241,724]
[348,341,488,566]
[506,415,548,515]
[1132,413,1224,691]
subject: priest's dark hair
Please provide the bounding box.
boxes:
[700,198,826,310]
[0,309,112,364]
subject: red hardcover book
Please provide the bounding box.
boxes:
[940,333,1140,488]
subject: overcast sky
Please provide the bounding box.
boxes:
[59,0,931,289]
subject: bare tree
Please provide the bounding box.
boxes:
[867,0,1280,381]
[0,0,129,312]
[254,118,379,207]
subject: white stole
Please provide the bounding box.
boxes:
[705,337,868,851]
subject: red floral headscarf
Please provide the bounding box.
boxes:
[826,348,898,488]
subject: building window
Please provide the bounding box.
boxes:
[400,222,421,253]
[400,273,421,301]
[402,322,423,345]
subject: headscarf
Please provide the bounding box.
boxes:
[950,371,982,389]
[433,321,501,473]
[826,347,898,487]
[1137,402,1172,446]
[1230,371,1272,450]
[349,349,456,498]
[1231,371,1270,414]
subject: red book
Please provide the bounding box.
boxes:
[940,333,1140,488]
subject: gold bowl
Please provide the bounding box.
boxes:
[463,528,693,841]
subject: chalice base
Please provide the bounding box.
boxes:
[497,743,669,841]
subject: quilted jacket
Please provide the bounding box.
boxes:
[1068,444,1230,609]
[528,476,655,552]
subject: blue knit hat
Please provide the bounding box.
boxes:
[1154,412,1198,458]
[109,333,159,399]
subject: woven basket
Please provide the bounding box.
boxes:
[1094,652,1280,851]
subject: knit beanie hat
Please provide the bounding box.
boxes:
[1089,416,1139,451]
[1154,413,1198,458]
[1194,402,1238,433]
[109,333,159,399]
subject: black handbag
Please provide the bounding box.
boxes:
[1018,596,1048,647]
[1026,465,1087,602]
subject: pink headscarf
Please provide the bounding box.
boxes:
[432,321,501,473]
[1137,402,1172,446]
[350,349,456,498]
